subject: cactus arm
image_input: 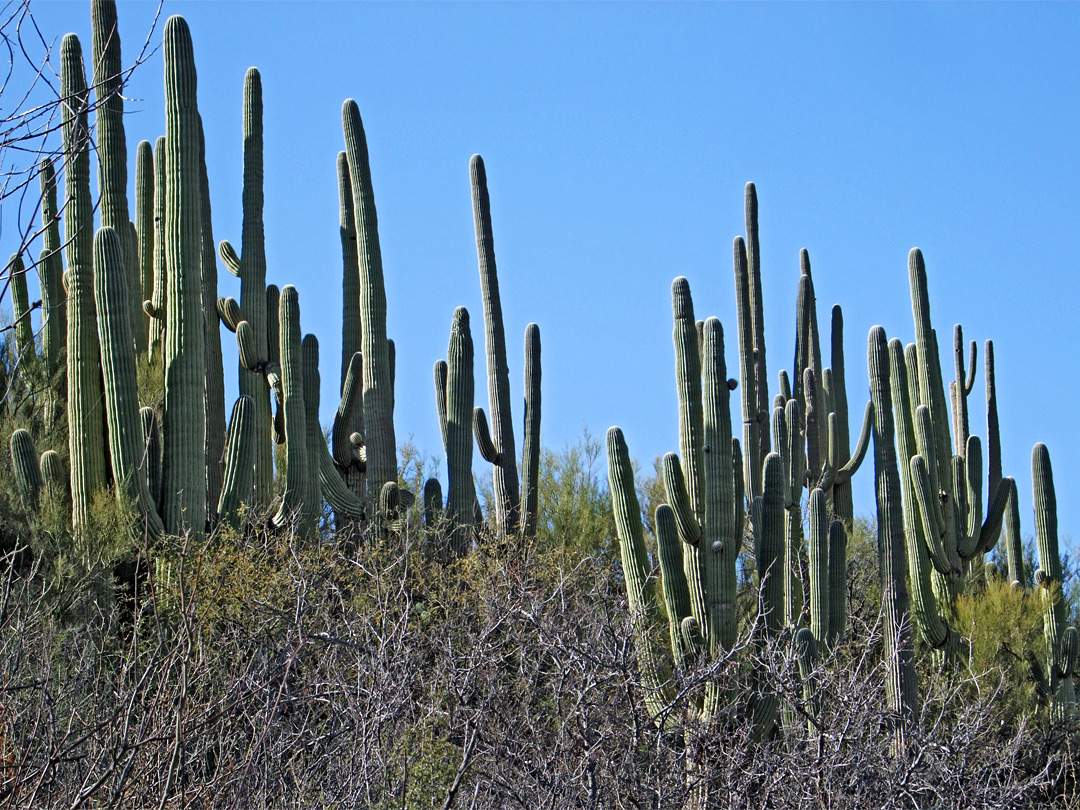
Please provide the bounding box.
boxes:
[423,478,444,532]
[1002,478,1024,587]
[836,400,872,483]
[134,141,154,353]
[826,519,847,650]
[9,255,35,360]
[334,352,363,467]
[806,488,830,649]
[662,452,701,547]
[473,407,500,465]
[434,359,449,452]
[655,503,693,671]
[671,277,705,522]
[218,240,241,276]
[319,440,365,519]
[301,334,323,533]
[985,340,1002,498]
[146,134,168,351]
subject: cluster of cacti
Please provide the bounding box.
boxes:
[605,184,1074,757]
[5,1,543,564]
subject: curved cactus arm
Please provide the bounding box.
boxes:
[334,352,363,468]
[218,240,241,276]
[662,452,701,547]
[217,395,255,528]
[909,454,955,576]
[655,503,694,671]
[319,440,365,520]
[606,427,674,722]
[10,429,43,511]
[473,407,500,465]
[976,476,1011,556]
[434,359,448,451]
[235,321,261,372]
[836,400,873,484]
[217,297,242,332]
[521,323,541,538]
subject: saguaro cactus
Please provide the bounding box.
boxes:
[38,158,66,377]
[336,150,365,499]
[442,307,476,555]
[10,429,42,512]
[134,141,154,355]
[217,395,255,529]
[341,99,396,502]
[160,15,207,539]
[470,155,520,534]
[146,135,167,360]
[271,285,308,530]
[521,323,541,538]
[62,33,108,530]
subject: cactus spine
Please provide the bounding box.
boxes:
[470,155,520,534]
[94,226,164,538]
[341,100,396,503]
[160,15,207,539]
[62,33,108,530]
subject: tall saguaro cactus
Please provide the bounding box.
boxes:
[219,68,273,507]
[160,15,207,539]
[443,307,476,554]
[342,100,396,500]
[336,150,365,500]
[38,158,66,376]
[62,33,108,530]
[470,155,520,534]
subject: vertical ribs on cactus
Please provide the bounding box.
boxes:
[220,67,274,507]
[39,158,66,379]
[62,32,109,531]
[441,307,477,555]
[342,99,396,504]
[160,15,207,540]
[271,285,308,530]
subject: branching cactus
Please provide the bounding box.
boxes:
[469,155,522,535]
[342,99,396,503]
[219,68,273,506]
[1032,443,1078,717]
[62,33,108,530]
[160,15,207,540]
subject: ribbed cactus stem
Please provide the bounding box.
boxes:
[140,406,161,509]
[885,337,952,657]
[826,519,847,650]
[672,276,705,521]
[733,235,760,498]
[654,503,693,671]
[224,68,274,506]
[745,182,770,468]
[160,15,207,540]
[758,453,786,637]
[271,285,307,530]
[423,478,443,532]
[829,305,855,523]
[91,0,140,352]
[62,33,108,530]
[336,150,365,501]
[198,116,226,521]
[333,352,363,469]
[40,449,68,512]
[806,488,830,650]
[340,100,396,502]
[1002,478,1024,588]
[10,429,42,511]
[1032,443,1076,715]
[38,158,66,376]
[9,254,34,359]
[217,395,254,529]
[521,323,541,538]
[868,326,919,721]
[146,135,167,360]
[94,226,164,538]
[985,340,1002,498]
[134,140,154,355]
[301,334,323,534]
[470,154,520,534]
[445,307,476,555]
[606,426,672,721]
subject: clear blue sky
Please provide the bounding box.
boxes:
[8,1,1080,550]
